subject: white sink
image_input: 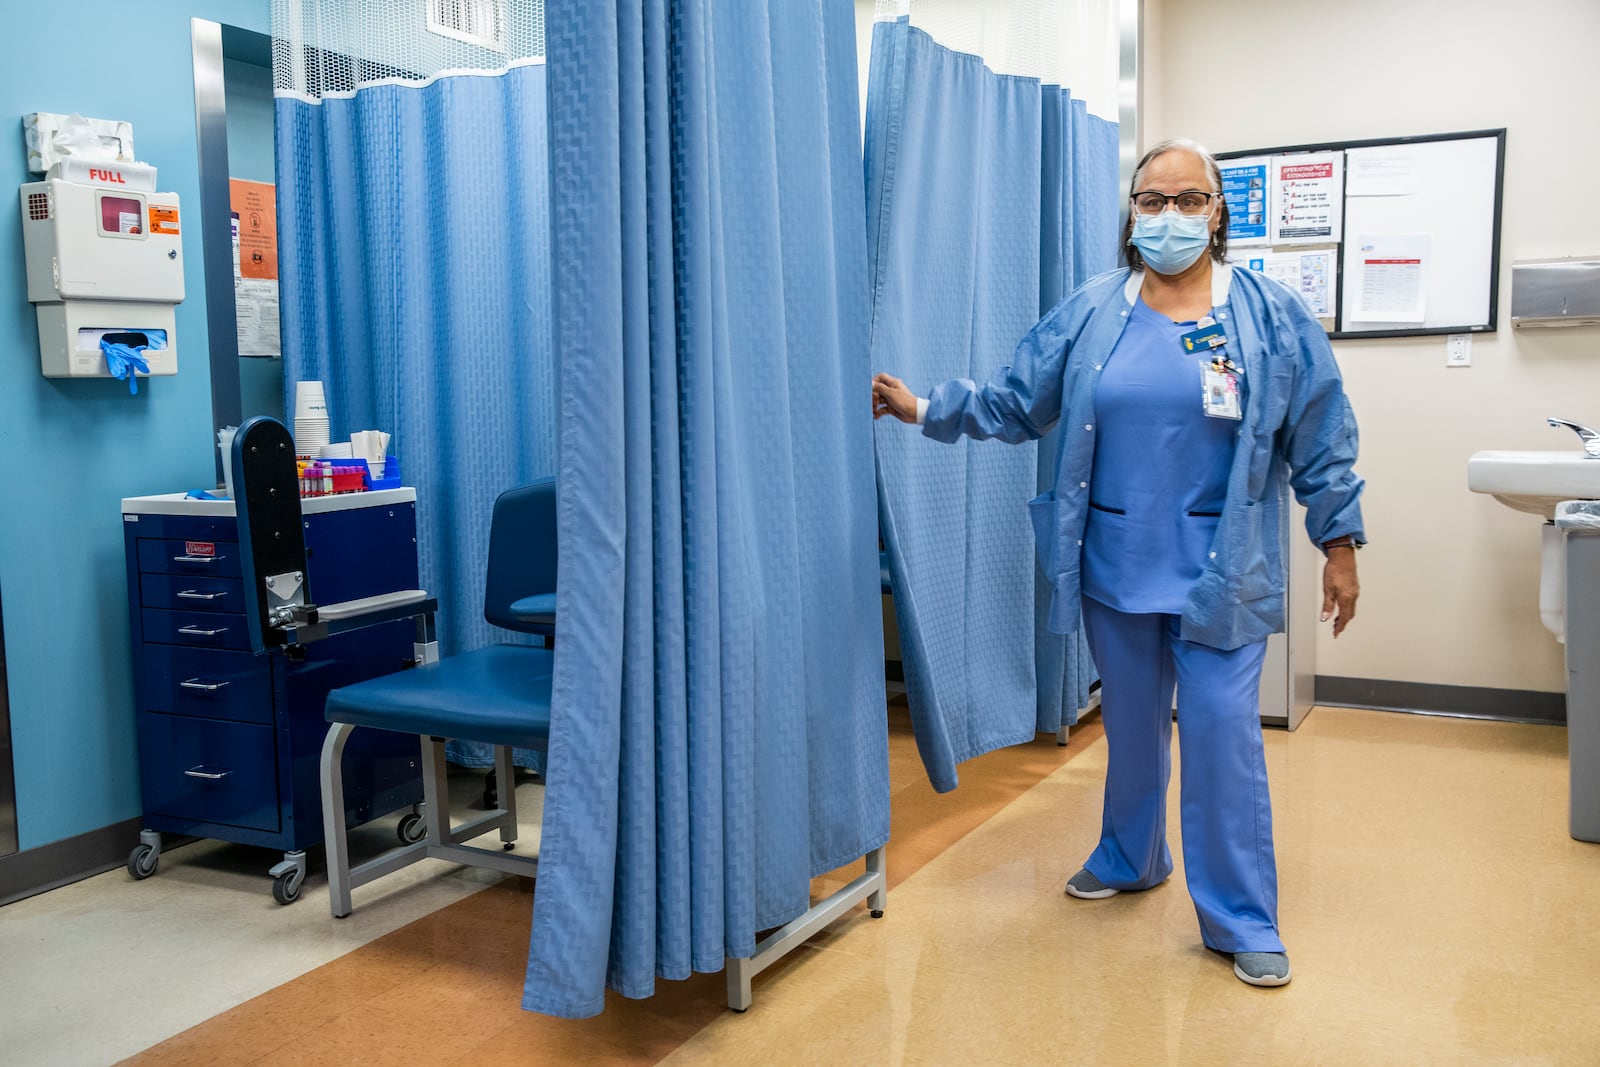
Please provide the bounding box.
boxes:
[1467,450,1600,520]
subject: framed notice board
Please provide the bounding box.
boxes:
[1216,129,1506,340]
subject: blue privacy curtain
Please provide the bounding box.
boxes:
[276,65,555,770]
[1034,82,1121,740]
[524,0,889,1017]
[867,18,1119,792]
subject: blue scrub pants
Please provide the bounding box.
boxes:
[1080,596,1285,954]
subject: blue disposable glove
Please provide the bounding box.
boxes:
[101,340,151,395]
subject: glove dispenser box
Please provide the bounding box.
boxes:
[20,178,184,378]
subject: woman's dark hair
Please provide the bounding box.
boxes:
[1120,138,1230,271]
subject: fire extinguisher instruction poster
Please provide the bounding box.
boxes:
[1270,152,1344,246]
[229,178,280,357]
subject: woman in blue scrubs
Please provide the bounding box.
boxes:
[872,139,1364,988]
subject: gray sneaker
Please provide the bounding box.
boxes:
[1064,868,1119,899]
[1233,952,1292,987]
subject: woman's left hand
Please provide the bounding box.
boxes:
[1321,549,1359,638]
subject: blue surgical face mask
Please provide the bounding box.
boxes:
[1130,211,1212,275]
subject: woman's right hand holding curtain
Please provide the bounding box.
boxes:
[872,373,919,423]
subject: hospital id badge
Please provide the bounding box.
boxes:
[1200,360,1241,420]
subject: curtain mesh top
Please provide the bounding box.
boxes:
[273,0,545,99]
[871,0,1120,119]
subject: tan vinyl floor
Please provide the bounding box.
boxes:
[671,708,1600,1066]
[4,704,1597,1066]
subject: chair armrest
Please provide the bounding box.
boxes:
[284,591,438,646]
[502,592,556,638]
[319,590,431,622]
[508,593,556,622]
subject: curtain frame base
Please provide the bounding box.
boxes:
[1057,684,1103,745]
[724,845,888,1011]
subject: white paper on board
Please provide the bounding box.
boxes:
[1350,234,1430,323]
[1346,148,1416,197]
[236,280,282,356]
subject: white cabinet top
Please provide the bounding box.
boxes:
[121,488,417,517]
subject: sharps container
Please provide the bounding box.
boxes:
[1556,499,1600,842]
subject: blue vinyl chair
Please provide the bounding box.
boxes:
[319,479,558,917]
[485,479,558,639]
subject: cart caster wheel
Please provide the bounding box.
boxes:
[397,811,426,845]
[503,842,515,851]
[127,844,159,880]
[272,871,303,905]
[870,909,884,918]
[483,769,498,810]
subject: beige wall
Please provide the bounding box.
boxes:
[1147,0,1600,693]
[855,0,1600,694]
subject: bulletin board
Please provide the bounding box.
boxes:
[1216,129,1506,340]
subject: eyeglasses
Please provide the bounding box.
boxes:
[1130,189,1219,217]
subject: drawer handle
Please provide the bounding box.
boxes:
[183,766,233,780]
[177,625,230,638]
[176,589,229,601]
[173,555,221,564]
[179,678,231,692]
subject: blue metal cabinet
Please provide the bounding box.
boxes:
[120,491,425,902]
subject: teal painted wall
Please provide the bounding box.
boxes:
[0,1,271,849]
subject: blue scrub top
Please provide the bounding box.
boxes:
[1083,298,1238,614]
[922,265,1365,651]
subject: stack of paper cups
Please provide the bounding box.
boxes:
[292,381,331,454]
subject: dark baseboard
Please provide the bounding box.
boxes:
[1315,676,1566,725]
[0,817,144,907]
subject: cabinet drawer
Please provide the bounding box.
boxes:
[138,538,243,578]
[142,646,274,725]
[139,573,244,614]
[137,713,280,833]
[142,608,251,651]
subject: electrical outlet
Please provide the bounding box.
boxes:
[1446,334,1472,367]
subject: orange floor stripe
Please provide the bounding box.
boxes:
[125,706,1103,1066]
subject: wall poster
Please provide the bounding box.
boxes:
[229,179,281,358]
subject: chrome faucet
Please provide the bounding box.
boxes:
[1549,417,1600,458]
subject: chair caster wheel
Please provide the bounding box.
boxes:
[870,909,884,918]
[397,811,426,845]
[503,842,515,851]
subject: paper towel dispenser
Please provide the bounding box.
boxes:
[1511,258,1600,328]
